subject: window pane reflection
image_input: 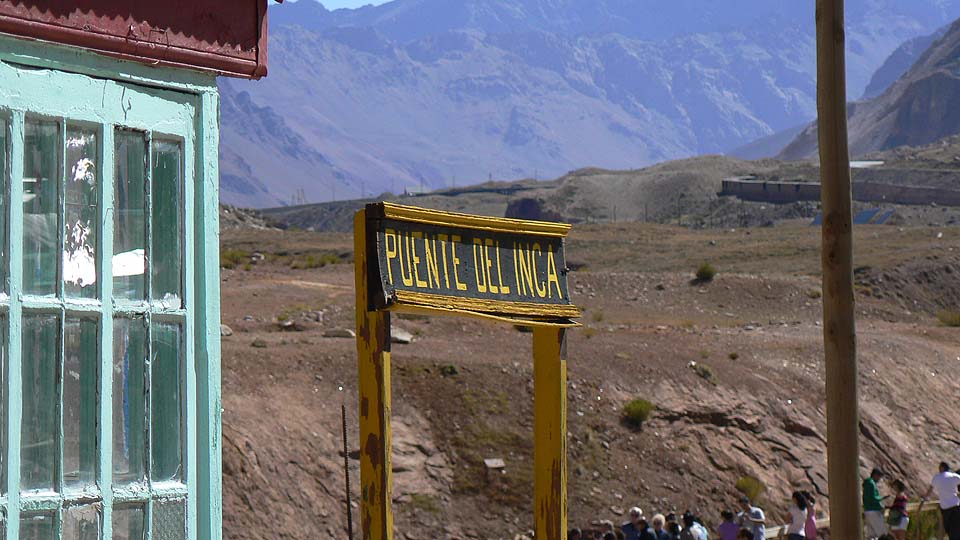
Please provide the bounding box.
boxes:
[151,322,183,482]
[19,512,55,540]
[21,314,59,492]
[63,317,99,491]
[151,500,185,540]
[151,140,182,308]
[23,120,59,296]
[111,505,145,540]
[65,127,99,299]
[112,317,146,485]
[113,130,146,301]
[63,504,100,540]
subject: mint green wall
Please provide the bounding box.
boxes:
[0,33,222,540]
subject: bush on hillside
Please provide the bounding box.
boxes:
[735,475,766,502]
[622,398,655,429]
[696,262,717,282]
[937,310,960,327]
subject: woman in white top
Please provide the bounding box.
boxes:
[785,491,809,540]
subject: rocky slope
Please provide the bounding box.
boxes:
[218,0,960,207]
[218,223,960,540]
[781,18,960,160]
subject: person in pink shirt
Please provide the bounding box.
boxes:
[803,492,818,540]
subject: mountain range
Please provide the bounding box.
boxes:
[219,0,960,207]
[780,17,960,160]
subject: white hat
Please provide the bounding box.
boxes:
[629,507,643,517]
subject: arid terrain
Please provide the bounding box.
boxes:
[218,219,960,540]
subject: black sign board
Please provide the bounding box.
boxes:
[364,203,579,323]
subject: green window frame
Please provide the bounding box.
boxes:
[0,35,223,540]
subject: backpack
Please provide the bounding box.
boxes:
[887,509,903,526]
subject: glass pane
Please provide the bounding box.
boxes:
[23,120,60,296]
[20,314,59,492]
[112,317,146,485]
[151,141,182,308]
[63,505,100,540]
[63,317,98,491]
[19,513,55,540]
[150,500,185,540]
[65,127,99,299]
[113,131,146,301]
[0,119,8,294]
[112,505,144,540]
[151,322,182,482]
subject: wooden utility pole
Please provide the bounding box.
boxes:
[816,1,862,539]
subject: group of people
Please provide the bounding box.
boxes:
[567,461,960,540]
[862,462,960,540]
[567,496,786,540]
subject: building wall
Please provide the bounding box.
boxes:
[720,178,960,207]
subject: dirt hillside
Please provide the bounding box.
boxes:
[218,222,960,540]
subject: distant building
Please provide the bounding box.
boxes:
[0,2,270,539]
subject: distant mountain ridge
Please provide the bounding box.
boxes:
[779,17,960,160]
[218,0,960,207]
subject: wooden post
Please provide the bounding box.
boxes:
[354,210,394,540]
[533,327,567,540]
[816,1,862,539]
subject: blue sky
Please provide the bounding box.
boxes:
[317,0,390,9]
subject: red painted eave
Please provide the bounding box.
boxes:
[0,0,276,79]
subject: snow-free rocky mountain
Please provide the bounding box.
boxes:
[780,16,960,160]
[219,0,960,208]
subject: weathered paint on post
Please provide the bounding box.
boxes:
[355,203,578,540]
[196,88,224,540]
[533,327,567,540]
[354,209,394,540]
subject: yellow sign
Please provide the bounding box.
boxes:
[363,202,580,324]
[354,203,580,540]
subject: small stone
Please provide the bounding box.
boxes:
[392,327,414,344]
[323,328,356,338]
[251,339,267,348]
[220,324,233,337]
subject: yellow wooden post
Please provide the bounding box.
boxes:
[354,209,394,540]
[533,327,568,540]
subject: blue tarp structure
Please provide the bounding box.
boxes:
[853,208,882,224]
[811,208,892,226]
[874,209,895,224]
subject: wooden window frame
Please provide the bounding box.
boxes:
[0,33,222,540]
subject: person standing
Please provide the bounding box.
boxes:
[803,492,818,540]
[622,508,645,540]
[863,467,888,540]
[737,497,766,540]
[717,511,739,540]
[785,491,809,540]
[680,512,705,540]
[637,516,658,540]
[651,514,673,540]
[923,462,960,540]
[887,479,910,540]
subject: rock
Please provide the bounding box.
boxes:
[220,324,233,337]
[323,328,356,338]
[610,506,624,516]
[251,339,267,348]
[392,327,414,344]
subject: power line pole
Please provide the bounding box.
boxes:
[817,2,861,540]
